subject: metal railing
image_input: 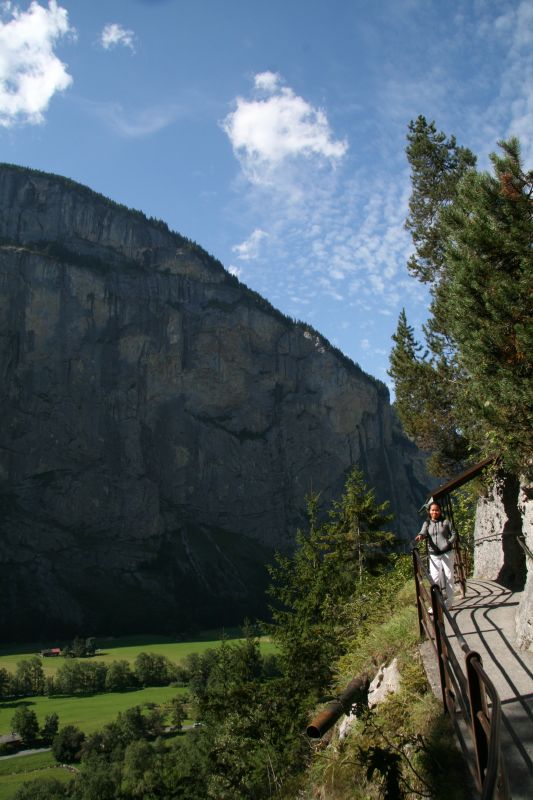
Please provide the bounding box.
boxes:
[413,548,510,800]
[516,534,533,562]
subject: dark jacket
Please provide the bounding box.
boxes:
[418,518,456,555]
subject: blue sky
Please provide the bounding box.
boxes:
[1,0,531,392]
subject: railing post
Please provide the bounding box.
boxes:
[413,548,424,638]
[431,584,448,714]
[466,652,488,795]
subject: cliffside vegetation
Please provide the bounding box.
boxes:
[8,470,463,800]
[389,121,533,478]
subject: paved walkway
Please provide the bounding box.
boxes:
[422,579,533,799]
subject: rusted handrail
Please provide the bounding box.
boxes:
[516,535,533,562]
[413,548,509,799]
[307,674,369,738]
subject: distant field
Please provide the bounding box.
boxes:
[0,768,73,800]
[0,629,279,794]
[0,752,55,776]
[0,630,277,677]
[0,630,277,738]
[0,685,185,737]
[0,752,73,800]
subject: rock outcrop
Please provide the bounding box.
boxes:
[474,474,531,650]
[0,164,430,639]
[516,480,533,650]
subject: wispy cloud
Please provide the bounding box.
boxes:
[232,228,268,260]
[226,163,417,328]
[493,1,533,163]
[0,0,73,127]
[228,264,244,279]
[82,98,181,137]
[100,22,135,52]
[222,72,348,188]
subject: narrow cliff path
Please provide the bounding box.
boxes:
[443,580,533,799]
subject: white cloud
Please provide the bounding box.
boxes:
[83,99,180,137]
[100,22,135,52]
[222,72,348,187]
[0,0,73,127]
[232,228,268,260]
[454,1,533,166]
[228,265,243,279]
[254,71,281,93]
[501,1,533,163]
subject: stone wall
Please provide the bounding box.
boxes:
[516,479,533,650]
[474,474,531,651]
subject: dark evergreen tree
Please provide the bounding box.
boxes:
[389,310,469,475]
[324,467,394,583]
[268,469,394,696]
[441,138,533,472]
[392,121,532,477]
[405,115,476,283]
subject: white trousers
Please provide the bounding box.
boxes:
[429,551,454,609]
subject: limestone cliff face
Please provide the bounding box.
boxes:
[0,164,429,639]
[474,475,532,651]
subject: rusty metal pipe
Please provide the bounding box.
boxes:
[306,674,369,738]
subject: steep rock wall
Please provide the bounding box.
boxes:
[0,164,430,639]
[474,474,531,651]
[516,480,533,650]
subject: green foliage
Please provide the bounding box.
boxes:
[440,138,533,473]
[324,468,394,583]
[11,707,39,746]
[306,571,470,800]
[120,739,166,799]
[391,121,532,477]
[167,696,187,730]
[13,658,45,697]
[405,115,477,283]
[52,725,85,763]
[62,637,96,659]
[133,652,175,687]
[0,667,11,698]
[13,778,69,799]
[268,469,394,697]
[451,485,478,574]
[70,753,123,800]
[41,712,59,744]
[55,660,107,695]
[4,475,420,800]
[389,310,468,474]
[104,660,137,692]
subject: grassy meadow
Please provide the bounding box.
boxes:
[0,753,73,800]
[0,629,277,677]
[0,629,277,736]
[0,629,277,797]
[0,685,186,737]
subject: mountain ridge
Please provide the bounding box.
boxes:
[0,163,429,639]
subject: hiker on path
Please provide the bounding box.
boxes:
[416,501,456,609]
